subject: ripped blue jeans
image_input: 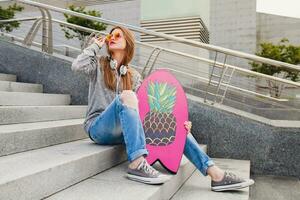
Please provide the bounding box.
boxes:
[88,94,214,175]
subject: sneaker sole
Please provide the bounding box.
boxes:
[212,179,255,192]
[126,173,170,185]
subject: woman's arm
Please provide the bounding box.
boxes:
[71,38,104,76]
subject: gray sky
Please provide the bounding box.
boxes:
[257,0,300,18]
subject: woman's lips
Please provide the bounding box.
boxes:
[109,41,116,46]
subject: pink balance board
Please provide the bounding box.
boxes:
[136,69,188,174]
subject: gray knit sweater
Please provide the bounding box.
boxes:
[71,43,143,135]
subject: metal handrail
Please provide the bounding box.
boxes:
[1,18,300,100]
[1,16,298,85]
[0,16,37,22]
[0,32,79,55]
[3,0,297,72]
[1,16,299,89]
[0,30,292,103]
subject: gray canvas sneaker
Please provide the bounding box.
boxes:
[126,159,171,185]
[211,171,255,192]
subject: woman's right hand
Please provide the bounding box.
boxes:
[93,36,106,48]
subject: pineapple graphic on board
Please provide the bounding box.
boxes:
[143,80,177,146]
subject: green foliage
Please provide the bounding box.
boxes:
[147,81,176,113]
[0,3,24,33]
[250,38,300,82]
[250,39,300,98]
[61,5,107,48]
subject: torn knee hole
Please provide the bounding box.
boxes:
[122,100,138,110]
[120,96,138,110]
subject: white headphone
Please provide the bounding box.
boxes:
[108,55,128,95]
[109,55,128,76]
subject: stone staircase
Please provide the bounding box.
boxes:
[0,72,252,200]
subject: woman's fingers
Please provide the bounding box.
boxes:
[93,36,105,48]
[182,122,191,135]
[184,121,192,127]
[184,121,192,134]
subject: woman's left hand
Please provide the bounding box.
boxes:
[184,121,192,134]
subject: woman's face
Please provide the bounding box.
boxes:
[108,28,126,51]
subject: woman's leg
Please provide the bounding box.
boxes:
[88,92,149,163]
[183,133,255,191]
[183,133,215,176]
[117,91,149,163]
[89,91,171,185]
[88,96,124,145]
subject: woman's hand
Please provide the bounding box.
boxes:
[93,36,106,48]
[184,121,192,134]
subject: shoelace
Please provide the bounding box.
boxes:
[226,172,242,182]
[140,160,158,176]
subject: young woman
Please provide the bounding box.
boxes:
[71,26,254,191]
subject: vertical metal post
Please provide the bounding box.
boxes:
[213,54,227,103]
[23,18,42,46]
[38,8,47,52]
[204,51,219,103]
[147,49,162,76]
[141,48,160,78]
[65,46,69,56]
[44,8,53,54]
[220,67,235,104]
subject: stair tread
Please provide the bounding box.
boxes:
[0,73,16,81]
[0,118,85,133]
[171,158,251,200]
[0,138,120,184]
[45,144,207,200]
[0,80,42,87]
[0,80,43,93]
[0,105,87,108]
[0,91,69,96]
[0,91,71,106]
[0,105,87,109]
[249,175,300,200]
[0,105,87,125]
[0,73,15,76]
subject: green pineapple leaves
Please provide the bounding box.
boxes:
[147,81,177,113]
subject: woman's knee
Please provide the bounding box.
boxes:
[120,90,138,110]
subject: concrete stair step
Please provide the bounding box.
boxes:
[0,73,16,82]
[0,80,43,93]
[249,175,300,200]
[44,145,207,200]
[0,138,127,200]
[170,158,252,200]
[0,105,87,125]
[0,118,87,156]
[0,91,71,106]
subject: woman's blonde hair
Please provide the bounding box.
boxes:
[99,26,135,91]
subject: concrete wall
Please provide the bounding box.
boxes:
[141,0,210,29]
[87,0,141,33]
[0,40,299,177]
[209,0,257,90]
[188,98,300,177]
[257,12,300,46]
[140,0,210,86]
[210,0,256,57]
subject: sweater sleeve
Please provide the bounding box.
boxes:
[71,43,102,76]
[132,69,143,92]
